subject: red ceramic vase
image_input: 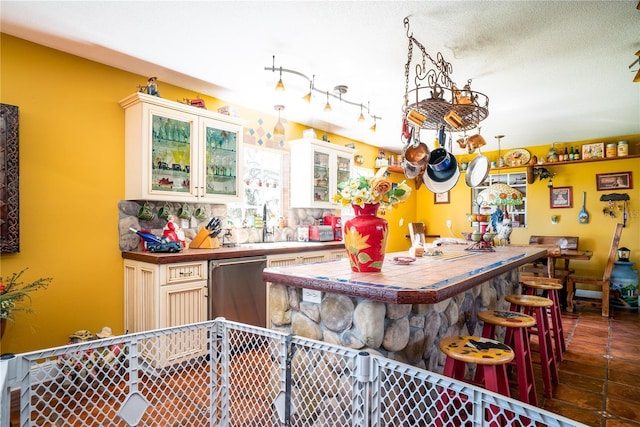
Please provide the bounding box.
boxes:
[343,203,389,272]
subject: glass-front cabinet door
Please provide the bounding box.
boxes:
[335,153,352,197]
[121,92,245,202]
[313,149,331,204]
[202,119,240,200]
[150,113,194,196]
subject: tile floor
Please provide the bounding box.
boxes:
[9,306,640,426]
[539,306,640,427]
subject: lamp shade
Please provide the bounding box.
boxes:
[477,183,523,207]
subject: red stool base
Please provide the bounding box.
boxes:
[480,310,538,406]
[506,294,559,399]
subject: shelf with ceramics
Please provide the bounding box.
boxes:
[383,148,639,181]
[469,152,640,173]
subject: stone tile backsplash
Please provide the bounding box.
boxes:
[118,200,339,251]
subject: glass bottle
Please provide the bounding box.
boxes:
[563,147,569,161]
[547,144,558,163]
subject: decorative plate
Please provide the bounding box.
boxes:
[503,148,531,167]
[392,256,416,265]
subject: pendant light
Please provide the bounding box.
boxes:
[324,91,332,112]
[302,75,314,103]
[275,66,285,92]
[273,105,285,138]
[358,104,366,122]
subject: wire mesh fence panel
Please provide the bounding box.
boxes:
[286,337,359,426]
[3,319,587,427]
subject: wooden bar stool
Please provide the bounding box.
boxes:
[505,294,558,398]
[521,280,566,363]
[477,310,538,406]
[439,335,514,396]
[437,335,514,427]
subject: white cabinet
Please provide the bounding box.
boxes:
[123,259,208,367]
[289,138,355,208]
[120,92,245,202]
[471,172,528,228]
[266,248,346,267]
[325,249,348,260]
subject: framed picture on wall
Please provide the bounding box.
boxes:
[596,172,632,191]
[550,186,573,208]
[1,103,20,253]
[581,143,604,159]
[434,191,450,204]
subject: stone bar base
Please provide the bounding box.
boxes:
[269,269,521,374]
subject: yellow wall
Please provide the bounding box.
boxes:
[1,33,638,354]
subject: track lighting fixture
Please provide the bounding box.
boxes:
[265,55,380,124]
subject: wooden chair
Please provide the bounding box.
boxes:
[566,223,623,317]
[407,222,440,245]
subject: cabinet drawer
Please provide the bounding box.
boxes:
[160,261,207,284]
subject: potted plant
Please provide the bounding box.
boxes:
[0,268,53,339]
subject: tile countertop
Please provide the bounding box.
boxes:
[262,245,547,305]
[121,241,346,264]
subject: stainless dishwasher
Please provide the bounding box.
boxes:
[208,256,267,327]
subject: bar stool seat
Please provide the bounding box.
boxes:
[505,294,558,398]
[477,310,538,406]
[521,280,566,363]
[439,335,514,396]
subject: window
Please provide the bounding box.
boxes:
[227,146,285,228]
[471,172,528,229]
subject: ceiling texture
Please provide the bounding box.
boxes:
[2,1,639,154]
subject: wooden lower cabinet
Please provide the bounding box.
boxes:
[124,259,208,368]
[266,248,347,267]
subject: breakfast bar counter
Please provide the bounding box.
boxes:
[263,245,546,304]
[263,244,546,373]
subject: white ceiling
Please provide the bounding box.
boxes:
[2,1,639,154]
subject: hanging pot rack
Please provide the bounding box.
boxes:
[402,17,489,133]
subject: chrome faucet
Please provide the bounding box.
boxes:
[262,204,273,242]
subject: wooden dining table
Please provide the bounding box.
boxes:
[545,249,593,278]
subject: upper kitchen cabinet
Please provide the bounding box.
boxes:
[120,92,246,202]
[289,138,356,208]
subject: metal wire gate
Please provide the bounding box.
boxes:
[1,319,586,426]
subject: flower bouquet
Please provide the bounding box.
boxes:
[333,166,411,209]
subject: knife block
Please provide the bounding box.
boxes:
[190,227,220,249]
